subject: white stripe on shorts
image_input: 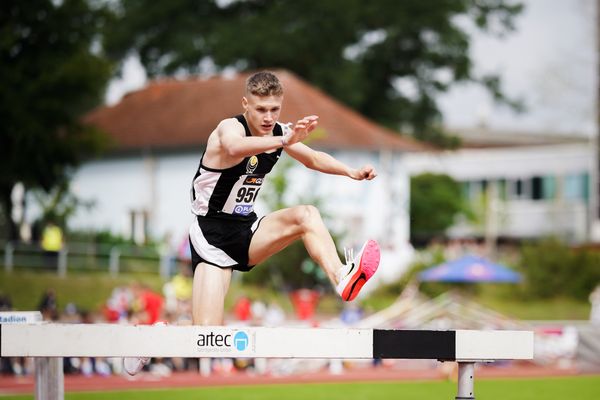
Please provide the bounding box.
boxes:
[189,220,237,267]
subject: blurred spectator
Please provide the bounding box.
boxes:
[104,286,134,322]
[62,303,80,323]
[0,293,12,311]
[178,235,192,265]
[41,221,63,269]
[234,296,252,322]
[31,219,43,244]
[158,231,178,276]
[170,264,193,301]
[162,283,177,317]
[289,289,320,321]
[0,294,19,375]
[38,288,58,320]
[251,299,267,324]
[590,285,600,325]
[131,282,164,325]
[162,263,193,318]
[263,301,285,327]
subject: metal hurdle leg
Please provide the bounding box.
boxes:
[455,362,475,400]
[35,357,64,400]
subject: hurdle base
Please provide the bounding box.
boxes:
[455,362,475,400]
[35,357,63,400]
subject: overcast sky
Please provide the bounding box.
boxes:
[106,0,598,137]
[439,0,597,136]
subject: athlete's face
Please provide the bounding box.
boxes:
[242,94,283,135]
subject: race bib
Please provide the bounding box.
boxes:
[224,174,265,216]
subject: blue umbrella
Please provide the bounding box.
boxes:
[419,255,521,283]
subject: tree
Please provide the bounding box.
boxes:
[518,238,600,301]
[410,173,470,244]
[0,0,113,240]
[104,0,523,146]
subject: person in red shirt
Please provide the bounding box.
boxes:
[131,283,164,325]
[234,296,252,322]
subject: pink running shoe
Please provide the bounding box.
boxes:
[123,321,167,376]
[335,240,380,301]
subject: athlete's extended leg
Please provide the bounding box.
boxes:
[249,205,379,301]
[192,262,232,325]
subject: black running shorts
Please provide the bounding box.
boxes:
[189,214,263,272]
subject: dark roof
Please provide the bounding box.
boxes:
[84,70,429,153]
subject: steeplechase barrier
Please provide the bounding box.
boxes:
[0,322,534,400]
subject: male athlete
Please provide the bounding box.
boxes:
[124,71,380,375]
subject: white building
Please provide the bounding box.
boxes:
[403,129,594,244]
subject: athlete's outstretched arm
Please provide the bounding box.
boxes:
[216,116,320,159]
[285,143,377,181]
[216,119,283,159]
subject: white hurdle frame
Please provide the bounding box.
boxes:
[0,324,534,400]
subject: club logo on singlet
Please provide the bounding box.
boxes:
[246,156,259,174]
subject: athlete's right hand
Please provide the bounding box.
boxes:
[283,115,319,146]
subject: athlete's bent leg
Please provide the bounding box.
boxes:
[249,205,342,284]
[249,205,380,301]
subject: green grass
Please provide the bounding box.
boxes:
[462,284,591,320]
[363,282,591,321]
[0,269,305,316]
[476,293,590,320]
[0,270,165,313]
[0,269,341,317]
[0,269,591,320]
[1,376,599,400]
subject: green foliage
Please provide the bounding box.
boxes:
[0,0,113,239]
[410,173,471,244]
[68,229,136,247]
[104,0,523,147]
[518,238,600,301]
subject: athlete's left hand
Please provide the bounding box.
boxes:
[351,164,377,180]
[283,115,319,146]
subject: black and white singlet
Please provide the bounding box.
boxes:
[188,114,285,271]
[191,115,284,220]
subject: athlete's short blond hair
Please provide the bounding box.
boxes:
[245,71,283,97]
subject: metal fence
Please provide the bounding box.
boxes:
[2,241,173,278]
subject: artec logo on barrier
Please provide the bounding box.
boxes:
[196,330,251,354]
